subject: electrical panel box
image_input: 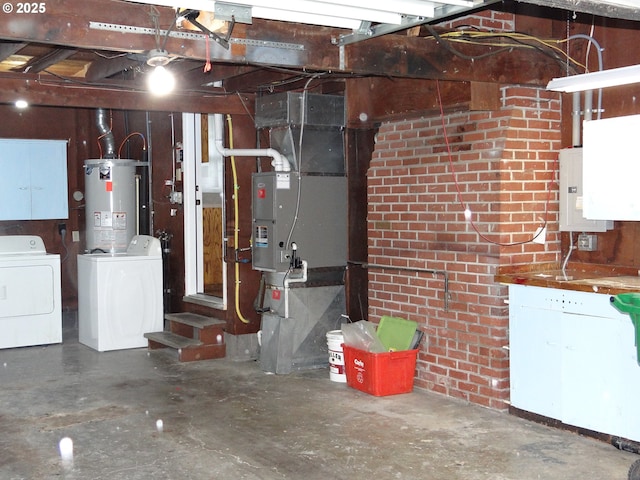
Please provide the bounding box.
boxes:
[252,172,347,272]
[559,148,613,232]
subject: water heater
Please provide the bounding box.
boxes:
[84,159,138,253]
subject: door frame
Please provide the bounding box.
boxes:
[182,112,227,310]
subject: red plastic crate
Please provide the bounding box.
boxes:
[342,345,418,396]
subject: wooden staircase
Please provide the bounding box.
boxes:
[144,312,226,362]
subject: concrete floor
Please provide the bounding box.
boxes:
[0,313,636,480]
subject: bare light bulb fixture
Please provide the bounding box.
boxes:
[146,49,175,96]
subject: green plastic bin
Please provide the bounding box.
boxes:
[610,293,640,365]
[376,316,417,352]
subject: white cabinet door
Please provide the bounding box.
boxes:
[510,285,640,442]
[0,139,68,220]
[509,286,563,420]
[561,311,623,433]
[29,140,68,219]
[562,303,640,442]
[0,141,31,220]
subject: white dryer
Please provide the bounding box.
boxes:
[0,235,62,349]
[78,234,163,351]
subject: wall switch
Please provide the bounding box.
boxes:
[578,234,597,251]
[72,230,80,242]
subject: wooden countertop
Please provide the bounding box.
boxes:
[495,263,640,295]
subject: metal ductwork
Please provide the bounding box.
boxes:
[96,108,116,159]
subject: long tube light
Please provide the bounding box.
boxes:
[121,0,459,29]
[251,8,363,29]
[547,64,640,93]
[249,0,404,25]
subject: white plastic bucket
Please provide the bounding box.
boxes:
[327,330,346,383]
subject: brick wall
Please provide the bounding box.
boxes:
[367,86,562,409]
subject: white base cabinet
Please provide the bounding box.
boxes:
[509,285,640,442]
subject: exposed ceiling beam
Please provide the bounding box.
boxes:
[517,0,640,21]
[12,48,77,73]
[0,0,561,85]
[0,42,27,61]
[0,73,254,113]
[85,55,143,82]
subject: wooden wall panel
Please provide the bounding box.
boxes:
[203,207,223,294]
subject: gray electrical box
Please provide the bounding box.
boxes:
[559,148,613,232]
[252,172,347,271]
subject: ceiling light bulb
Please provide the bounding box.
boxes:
[14,99,28,109]
[147,66,175,96]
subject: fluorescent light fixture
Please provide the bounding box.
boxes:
[547,64,640,92]
[251,0,403,25]
[251,7,363,29]
[121,0,447,29]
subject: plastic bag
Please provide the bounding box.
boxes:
[341,320,386,353]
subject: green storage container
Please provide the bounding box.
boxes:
[610,293,640,365]
[376,316,417,352]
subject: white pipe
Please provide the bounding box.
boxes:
[213,114,290,172]
[135,174,140,235]
[284,260,308,319]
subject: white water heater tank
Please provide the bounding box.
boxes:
[84,159,138,253]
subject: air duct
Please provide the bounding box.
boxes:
[96,108,116,159]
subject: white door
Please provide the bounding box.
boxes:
[182,113,227,309]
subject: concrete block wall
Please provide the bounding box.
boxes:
[367,86,562,409]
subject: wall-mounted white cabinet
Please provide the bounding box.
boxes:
[0,139,68,220]
[509,284,640,442]
[583,114,640,221]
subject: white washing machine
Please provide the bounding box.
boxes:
[0,235,62,349]
[78,234,163,351]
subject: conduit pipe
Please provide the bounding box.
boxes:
[572,92,581,147]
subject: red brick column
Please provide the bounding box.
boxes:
[367,86,562,409]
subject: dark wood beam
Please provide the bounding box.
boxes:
[0,73,254,114]
[12,48,77,73]
[346,77,472,128]
[178,64,261,89]
[0,42,27,60]
[0,0,562,85]
[344,33,561,84]
[221,68,300,93]
[85,55,143,81]
[518,0,640,21]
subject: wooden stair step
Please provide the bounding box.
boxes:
[145,331,201,349]
[165,312,226,329]
[144,331,226,362]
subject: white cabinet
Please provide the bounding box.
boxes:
[0,139,68,220]
[509,288,563,419]
[509,285,640,441]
